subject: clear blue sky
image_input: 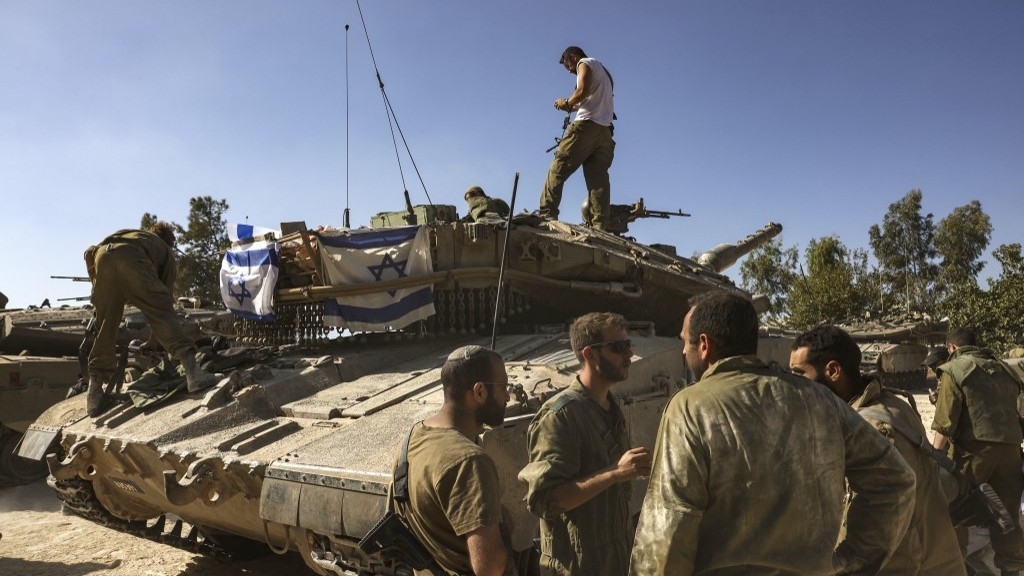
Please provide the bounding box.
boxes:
[2,1,1021,309]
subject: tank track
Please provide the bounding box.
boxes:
[47,474,233,561]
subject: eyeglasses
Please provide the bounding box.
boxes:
[589,339,633,354]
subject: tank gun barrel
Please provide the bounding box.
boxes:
[698,222,783,273]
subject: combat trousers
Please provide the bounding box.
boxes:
[955,439,1024,571]
[539,120,614,227]
[88,244,194,376]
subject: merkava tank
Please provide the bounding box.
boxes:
[23,209,781,574]
[843,314,948,390]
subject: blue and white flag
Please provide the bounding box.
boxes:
[318,226,435,332]
[227,223,279,243]
[219,239,279,321]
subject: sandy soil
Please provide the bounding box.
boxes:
[0,482,309,576]
[0,389,1003,576]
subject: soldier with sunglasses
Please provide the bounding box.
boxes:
[519,312,651,575]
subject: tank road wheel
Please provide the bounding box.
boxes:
[0,428,48,486]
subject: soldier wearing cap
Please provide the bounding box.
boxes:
[519,312,650,575]
[931,328,1024,576]
[923,346,949,405]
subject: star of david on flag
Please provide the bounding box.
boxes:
[317,225,435,332]
[219,238,279,321]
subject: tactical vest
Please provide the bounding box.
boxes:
[939,347,1023,445]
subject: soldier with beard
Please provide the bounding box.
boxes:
[394,345,514,576]
[519,312,652,575]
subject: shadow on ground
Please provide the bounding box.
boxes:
[0,557,121,576]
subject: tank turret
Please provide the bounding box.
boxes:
[698,222,783,273]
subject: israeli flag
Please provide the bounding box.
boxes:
[318,226,435,332]
[227,223,279,243]
[219,239,279,321]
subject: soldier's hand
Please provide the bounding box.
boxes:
[928,388,938,405]
[617,447,652,481]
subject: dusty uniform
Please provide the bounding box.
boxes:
[86,229,193,376]
[394,422,510,576]
[519,378,632,576]
[850,379,965,575]
[466,196,510,223]
[629,356,916,576]
[932,346,1024,571]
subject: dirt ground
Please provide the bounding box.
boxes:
[0,390,1003,575]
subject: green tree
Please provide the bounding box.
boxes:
[175,196,230,303]
[787,236,869,329]
[739,238,798,320]
[934,200,992,293]
[868,189,938,313]
[140,212,159,230]
[943,243,1024,352]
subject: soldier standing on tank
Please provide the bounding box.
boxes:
[630,291,916,576]
[393,345,514,576]
[519,312,651,575]
[84,223,216,416]
[538,46,615,230]
[931,327,1024,576]
[790,325,965,576]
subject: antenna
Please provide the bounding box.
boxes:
[343,24,351,229]
[490,172,519,350]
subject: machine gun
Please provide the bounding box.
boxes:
[51,275,91,302]
[600,197,691,235]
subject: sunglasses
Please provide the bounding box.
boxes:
[589,339,633,354]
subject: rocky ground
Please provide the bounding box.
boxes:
[0,390,1003,575]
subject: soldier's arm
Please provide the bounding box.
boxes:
[550,446,651,512]
[930,372,962,449]
[466,523,510,576]
[629,396,704,576]
[836,404,916,574]
[567,61,593,109]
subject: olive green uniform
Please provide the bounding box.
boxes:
[466,196,510,223]
[394,422,511,576]
[932,346,1024,572]
[629,356,916,576]
[519,378,632,576]
[851,379,965,575]
[86,229,194,376]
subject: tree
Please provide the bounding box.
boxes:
[943,243,1024,352]
[934,200,992,293]
[175,197,230,303]
[140,212,159,231]
[868,189,938,313]
[787,236,869,329]
[739,238,798,320]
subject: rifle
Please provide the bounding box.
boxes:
[546,114,571,153]
[50,275,90,282]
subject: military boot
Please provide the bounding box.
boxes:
[86,375,107,417]
[180,352,218,393]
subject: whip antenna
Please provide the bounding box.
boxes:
[343,23,351,228]
[490,172,519,350]
[354,0,434,207]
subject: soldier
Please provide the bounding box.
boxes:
[84,223,216,416]
[630,291,916,575]
[394,345,513,576]
[463,186,510,223]
[519,312,651,575]
[790,325,965,575]
[922,345,949,405]
[931,328,1024,576]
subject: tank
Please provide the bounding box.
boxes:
[843,314,947,390]
[23,214,781,574]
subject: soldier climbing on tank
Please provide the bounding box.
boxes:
[83,222,217,417]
